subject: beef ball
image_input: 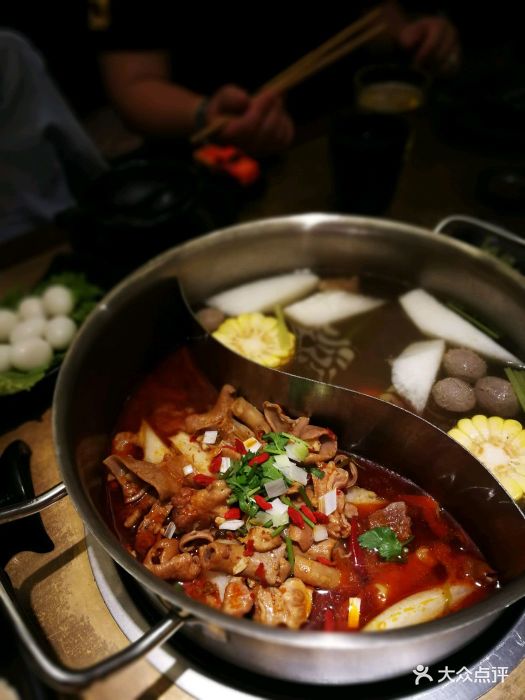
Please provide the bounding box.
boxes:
[474,377,519,418]
[432,377,476,413]
[442,348,487,383]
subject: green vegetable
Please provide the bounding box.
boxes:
[222,444,290,518]
[272,523,288,537]
[310,466,325,479]
[263,432,290,454]
[0,368,47,395]
[298,485,314,510]
[504,368,525,413]
[285,535,295,573]
[358,526,407,562]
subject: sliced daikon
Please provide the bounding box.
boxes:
[284,290,384,328]
[206,271,319,316]
[140,421,171,464]
[400,289,519,363]
[391,339,445,414]
[363,583,474,631]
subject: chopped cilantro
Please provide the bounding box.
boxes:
[358,527,409,562]
[262,432,290,454]
[285,534,295,573]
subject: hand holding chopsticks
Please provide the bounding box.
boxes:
[191,8,385,145]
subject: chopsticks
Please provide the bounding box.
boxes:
[191,8,385,145]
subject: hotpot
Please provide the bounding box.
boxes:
[2,214,525,691]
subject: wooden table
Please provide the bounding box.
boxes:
[1,113,524,698]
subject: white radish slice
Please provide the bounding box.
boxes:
[18,296,45,319]
[284,290,383,328]
[10,338,53,371]
[0,309,18,342]
[0,344,11,372]
[363,583,474,631]
[9,318,47,344]
[139,421,171,463]
[400,289,519,363]
[206,271,319,316]
[391,339,445,414]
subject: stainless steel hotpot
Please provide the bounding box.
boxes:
[2,214,525,691]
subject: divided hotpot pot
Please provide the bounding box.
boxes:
[2,214,525,691]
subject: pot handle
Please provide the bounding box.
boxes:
[434,214,525,248]
[0,482,68,525]
[1,567,184,692]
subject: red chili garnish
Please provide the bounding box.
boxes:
[317,556,336,567]
[323,608,335,631]
[190,433,199,443]
[255,562,266,584]
[235,438,247,455]
[194,474,215,486]
[249,452,269,466]
[254,494,271,511]
[209,454,222,473]
[244,539,255,556]
[300,504,317,523]
[315,512,329,524]
[224,507,241,520]
[288,507,304,529]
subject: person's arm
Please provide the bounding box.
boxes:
[99,50,203,135]
[98,50,294,154]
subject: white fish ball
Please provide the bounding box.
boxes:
[0,344,11,372]
[9,317,47,344]
[45,316,77,350]
[0,309,18,342]
[18,296,45,319]
[42,285,74,317]
[10,337,53,371]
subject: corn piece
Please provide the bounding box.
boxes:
[213,312,295,368]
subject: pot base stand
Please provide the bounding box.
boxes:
[88,535,525,700]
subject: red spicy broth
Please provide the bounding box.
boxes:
[104,347,497,632]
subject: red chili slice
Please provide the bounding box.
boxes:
[254,495,271,511]
[190,433,199,443]
[244,539,255,556]
[194,474,215,486]
[255,562,266,584]
[300,505,317,523]
[288,507,304,529]
[315,512,329,524]
[249,452,270,466]
[316,556,336,567]
[235,438,247,455]
[224,507,241,520]
[209,454,222,473]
